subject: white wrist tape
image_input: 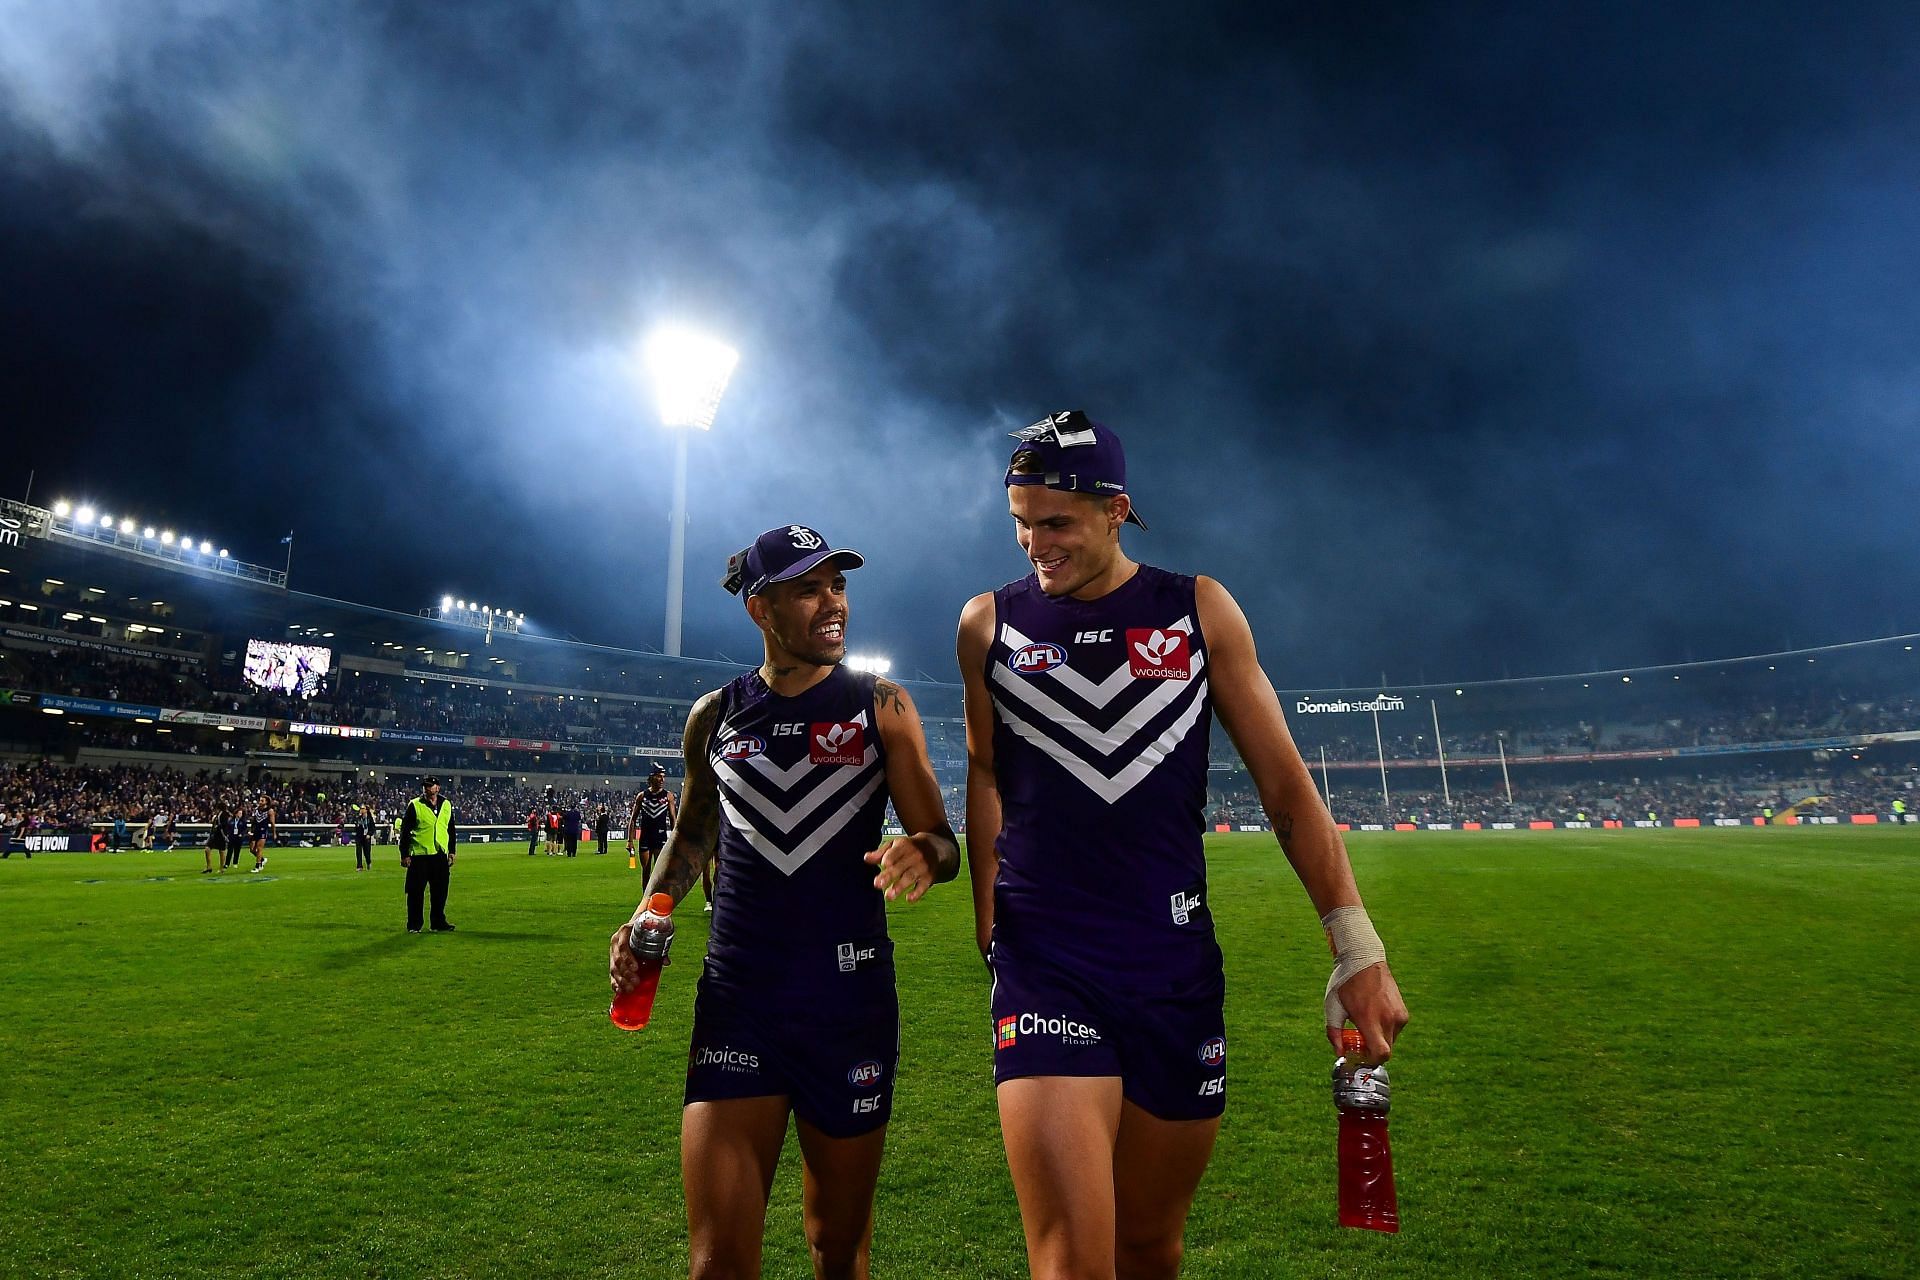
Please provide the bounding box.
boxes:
[1321,905,1388,1028]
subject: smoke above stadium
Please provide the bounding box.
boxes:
[2,2,1916,684]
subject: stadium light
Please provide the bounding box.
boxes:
[142,526,155,539]
[643,323,739,658]
[218,548,229,559]
[75,505,94,523]
[99,512,114,527]
[846,654,892,675]
[161,530,175,545]
[198,540,212,554]
[442,595,455,611]
[54,500,71,516]
[118,518,134,532]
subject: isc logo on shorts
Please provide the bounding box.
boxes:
[837,941,877,972]
[719,735,765,761]
[1170,889,1203,926]
[1008,642,1068,675]
[1127,628,1190,679]
[810,722,865,766]
[847,1060,884,1088]
[1198,1036,1226,1067]
[851,1095,885,1114]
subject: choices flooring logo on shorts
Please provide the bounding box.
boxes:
[691,1045,760,1074]
[997,1012,1101,1048]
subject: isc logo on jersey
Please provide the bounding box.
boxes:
[719,734,765,761]
[1008,642,1068,675]
[1127,628,1190,679]
[810,721,865,765]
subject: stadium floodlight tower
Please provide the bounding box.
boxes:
[644,323,739,658]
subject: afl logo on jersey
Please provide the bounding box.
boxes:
[1127,628,1191,679]
[1008,642,1068,675]
[847,1060,885,1088]
[719,734,766,761]
[1198,1036,1226,1067]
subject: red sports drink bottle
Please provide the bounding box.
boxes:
[1333,1026,1399,1232]
[609,893,675,1030]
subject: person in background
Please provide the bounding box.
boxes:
[396,776,456,934]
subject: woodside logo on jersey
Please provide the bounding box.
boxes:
[1127,628,1190,679]
[810,721,865,765]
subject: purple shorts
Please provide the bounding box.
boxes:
[684,978,900,1138]
[988,944,1227,1121]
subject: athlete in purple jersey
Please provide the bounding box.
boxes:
[609,523,958,1280]
[958,411,1410,1279]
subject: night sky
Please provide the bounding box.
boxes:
[3,2,1915,687]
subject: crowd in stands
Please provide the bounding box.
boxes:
[1207,766,1919,828]
[0,760,672,838]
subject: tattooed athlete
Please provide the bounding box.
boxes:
[609,523,958,1280]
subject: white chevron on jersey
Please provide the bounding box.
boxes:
[990,645,1208,756]
[995,678,1211,804]
[998,617,1194,708]
[735,711,871,789]
[717,769,886,876]
[716,740,881,836]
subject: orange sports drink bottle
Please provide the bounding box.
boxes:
[609,893,674,1030]
[1333,1026,1399,1232]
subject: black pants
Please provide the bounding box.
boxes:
[564,833,578,857]
[405,853,451,930]
[355,837,373,869]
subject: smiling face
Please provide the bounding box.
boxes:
[1008,483,1130,599]
[748,563,849,668]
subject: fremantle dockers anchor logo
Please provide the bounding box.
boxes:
[787,525,824,551]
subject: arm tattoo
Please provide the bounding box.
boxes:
[1274,811,1296,853]
[645,694,723,904]
[874,678,905,717]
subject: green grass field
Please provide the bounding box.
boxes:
[2,829,1915,1279]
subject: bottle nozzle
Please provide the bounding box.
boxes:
[647,892,674,916]
[1339,1027,1365,1058]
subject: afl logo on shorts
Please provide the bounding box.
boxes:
[1198,1036,1226,1067]
[1008,642,1068,675]
[1127,628,1190,679]
[847,1060,884,1088]
[719,734,765,761]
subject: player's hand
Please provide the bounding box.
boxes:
[1328,962,1409,1063]
[608,921,672,994]
[865,836,936,903]
[447,853,456,867]
[400,854,412,868]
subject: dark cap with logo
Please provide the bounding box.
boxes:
[648,762,666,777]
[1004,410,1147,529]
[421,776,440,789]
[722,525,865,596]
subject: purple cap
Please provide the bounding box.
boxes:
[1004,410,1148,529]
[721,524,865,597]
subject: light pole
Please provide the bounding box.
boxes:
[644,325,739,657]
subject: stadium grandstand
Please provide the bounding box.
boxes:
[2,495,1915,848]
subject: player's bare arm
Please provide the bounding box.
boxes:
[1197,574,1410,1061]
[957,591,1003,961]
[610,692,721,994]
[864,677,959,903]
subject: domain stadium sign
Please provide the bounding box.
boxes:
[1294,694,1407,714]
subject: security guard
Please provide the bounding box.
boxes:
[397,777,457,934]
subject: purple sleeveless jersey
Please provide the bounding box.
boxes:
[702,664,893,1001]
[987,565,1220,984]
